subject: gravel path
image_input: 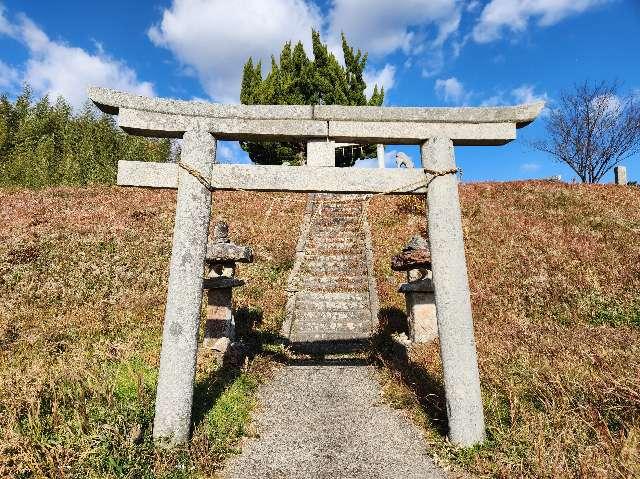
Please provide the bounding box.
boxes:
[222,361,448,479]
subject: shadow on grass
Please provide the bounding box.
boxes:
[191,364,243,432]
[235,306,292,362]
[373,306,449,438]
[190,307,267,431]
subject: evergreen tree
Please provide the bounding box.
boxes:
[240,31,384,167]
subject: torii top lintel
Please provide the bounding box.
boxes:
[88,87,544,146]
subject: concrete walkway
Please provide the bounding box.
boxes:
[222,361,447,479]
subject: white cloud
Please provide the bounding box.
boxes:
[466,1,481,12]
[592,93,621,114]
[511,84,548,104]
[0,8,153,108]
[327,0,461,58]
[472,0,611,43]
[364,64,396,99]
[481,84,548,107]
[480,94,506,106]
[0,60,19,91]
[148,0,467,102]
[521,162,541,172]
[434,77,468,104]
[216,141,251,164]
[148,0,322,102]
[0,4,14,36]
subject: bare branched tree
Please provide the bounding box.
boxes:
[534,81,640,183]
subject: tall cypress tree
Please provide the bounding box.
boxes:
[240,31,384,167]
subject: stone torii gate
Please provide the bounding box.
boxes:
[88,87,543,448]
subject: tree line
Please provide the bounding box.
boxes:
[0,86,171,188]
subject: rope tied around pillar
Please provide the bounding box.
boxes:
[178,160,215,191]
[370,167,462,196]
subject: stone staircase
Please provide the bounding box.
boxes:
[282,193,378,351]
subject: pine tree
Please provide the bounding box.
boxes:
[240,31,384,167]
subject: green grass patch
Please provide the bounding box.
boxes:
[203,372,259,454]
[586,296,640,327]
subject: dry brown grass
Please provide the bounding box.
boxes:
[369,181,640,478]
[1,182,638,478]
[0,186,306,478]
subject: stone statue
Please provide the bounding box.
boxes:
[395,152,414,168]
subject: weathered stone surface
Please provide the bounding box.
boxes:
[89,86,314,119]
[328,120,517,145]
[117,160,179,188]
[421,137,485,446]
[407,235,429,250]
[376,144,385,168]
[90,87,543,143]
[90,87,543,128]
[213,221,230,243]
[153,129,216,445]
[205,243,253,263]
[306,140,336,167]
[614,165,628,185]
[203,282,235,349]
[405,291,438,343]
[283,194,376,348]
[117,161,431,194]
[314,102,545,126]
[118,108,328,140]
[391,249,432,271]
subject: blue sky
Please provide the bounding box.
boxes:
[1,0,639,182]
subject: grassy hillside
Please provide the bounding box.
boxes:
[369,182,640,478]
[1,183,638,478]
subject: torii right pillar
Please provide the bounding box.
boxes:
[421,137,485,446]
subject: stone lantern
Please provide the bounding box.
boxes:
[391,235,438,343]
[203,221,253,357]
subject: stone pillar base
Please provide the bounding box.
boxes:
[203,288,235,351]
[400,279,438,343]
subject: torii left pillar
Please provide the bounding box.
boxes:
[153,128,216,444]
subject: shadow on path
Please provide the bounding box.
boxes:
[373,306,450,438]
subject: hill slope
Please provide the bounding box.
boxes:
[1,183,638,478]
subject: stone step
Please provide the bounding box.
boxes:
[298,284,369,293]
[312,223,361,230]
[317,203,361,208]
[308,226,361,233]
[303,257,363,267]
[305,241,363,249]
[305,242,362,248]
[289,331,371,342]
[296,301,370,312]
[318,213,361,218]
[299,274,368,284]
[293,322,372,336]
[304,248,364,257]
[301,266,368,277]
[303,254,366,262]
[295,309,371,323]
[305,242,361,251]
[314,213,361,219]
[295,291,370,308]
[307,231,363,239]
